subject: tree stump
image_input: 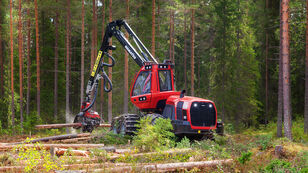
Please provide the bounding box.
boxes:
[275,145,283,158]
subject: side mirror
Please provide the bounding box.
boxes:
[180,90,186,98]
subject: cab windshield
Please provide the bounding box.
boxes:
[132,71,151,96]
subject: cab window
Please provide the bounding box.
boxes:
[132,71,151,96]
[158,70,172,91]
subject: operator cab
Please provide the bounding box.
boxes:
[130,61,180,113]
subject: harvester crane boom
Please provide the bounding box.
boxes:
[86,20,157,99]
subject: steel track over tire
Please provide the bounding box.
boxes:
[111,114,140,135]
[143,113,164,125]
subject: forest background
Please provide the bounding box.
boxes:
[0,0,307,140]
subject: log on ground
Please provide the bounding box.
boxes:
[0,163,131,172]
[11,133,91,144]
[102,159,233,172]
[109,148,192,161]
[35,123,111,129]
[0,143,105,151]
[59,136,92,143]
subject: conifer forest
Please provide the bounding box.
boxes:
[0,0,307,172]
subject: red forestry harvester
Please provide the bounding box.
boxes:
[73,20,223,138]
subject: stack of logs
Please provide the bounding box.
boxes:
[0,123,233,172]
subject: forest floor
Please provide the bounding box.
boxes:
[0,121,307,173]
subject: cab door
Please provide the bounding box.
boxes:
[130,69,153,110]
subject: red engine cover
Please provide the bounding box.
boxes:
[166,95,218,130]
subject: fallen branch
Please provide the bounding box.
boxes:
[0,143,105,151]
[35,123,111,129]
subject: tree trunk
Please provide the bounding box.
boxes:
[54,0,59,121]
[151,0,155,57]
[18,0,23,128]
[191,0,195,96]
[305,0,308,134]
[157,0,160,51]
[0,0,3,97]
[66,0,71,133]
[81,0,85,106]
[277,0,283,137]
[10,0,15,126]
[184,10,187,91]
[171,11,175,63]
[0,144,106,152]
[35,123,111,129]
[26,0,31,116]
[92,0,97,110]
[281,0,292,140]
[108,0,112,123]
[34,0,40,118]
[100,0,105,117]
[265,33,269,124]
[123,0,129,114]
[169,10,172,60]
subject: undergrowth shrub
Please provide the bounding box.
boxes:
[255,134,272,150]
[14,138,64,172]
[133,117,175,152]
[93,131,131,145]
[291,119,308,143]
[176,136,191,148]
[238,151,252,164]
[294,151,308,173]
[214,133,228,145]
[224,123,235,134]
[116,150,193,163]
[192,140,231,159]
[23,112,42,133]
[264,159,296,173]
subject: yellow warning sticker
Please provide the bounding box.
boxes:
[91,51,103,77]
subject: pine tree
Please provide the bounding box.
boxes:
[26,0,31,115]
[281,0,292,140]
[81,0,85,106]
[100,0,105,117]
[18,0,23,127]
[151,0,155,57]
[0,0,3,97]
[184,9,187,91]
[34,0,40,117]
[108,0,112,123]
[10,0,15,126]
[66,0,71,131]
[54,0,59,120]
[304,0,308,134]
[123,0,129,114]
[277,0,283,137]
[265,0,269,124]
[191,0,195,96]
